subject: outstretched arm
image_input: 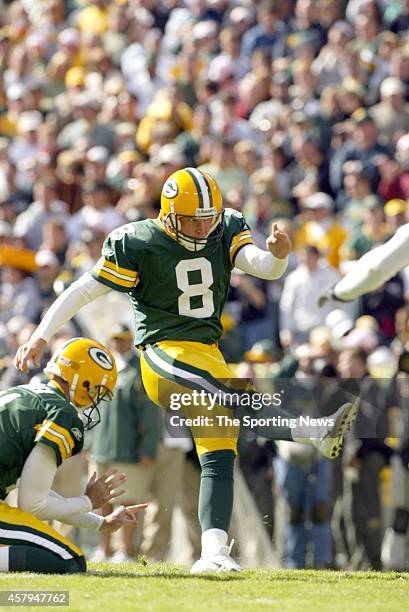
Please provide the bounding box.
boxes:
[320,223,409,304]
[235,223,291,280]
[18,445,130,529]
[14,273,110,372]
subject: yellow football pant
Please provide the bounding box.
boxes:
[140,341,246,457]
[0,501,84,561]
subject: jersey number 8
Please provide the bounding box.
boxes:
[175,258,214,319]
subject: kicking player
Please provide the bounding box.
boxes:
[1,337,146,574]
[15,169,357,573]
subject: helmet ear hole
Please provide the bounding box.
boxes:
[83,381,90,389]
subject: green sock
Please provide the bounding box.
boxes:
[8,546,86,574]
[198,450,235,532]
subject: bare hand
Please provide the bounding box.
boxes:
[266,223,291,259]
[14,337,47,373]
[100,503,148,533]
[85,469,127,509]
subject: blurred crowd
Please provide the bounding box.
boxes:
[0,0,409,570]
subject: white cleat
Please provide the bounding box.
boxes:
[313,401,359,459]
[381,528,407,570]
[191,542,241,574]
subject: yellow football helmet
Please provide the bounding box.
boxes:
[160,167,223,251]
[44,338,117,429]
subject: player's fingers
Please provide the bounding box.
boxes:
[107,473,127,488]
[124,503,149,513]
[109,488,126,500]
[20,355,29,374]
[15,348,28,372]
[271,222,277,234]
[101,468,121,483]
[102,467,120,478]
[33,349,42,367]
[122,517,139,526]
[88,471,97,485]
[122,508,139,523]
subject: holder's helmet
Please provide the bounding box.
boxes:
[44,337,117,429]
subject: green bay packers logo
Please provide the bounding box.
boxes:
[88,347,114,370]
[163,178,178,199]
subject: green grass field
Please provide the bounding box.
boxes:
[1,564,409,612]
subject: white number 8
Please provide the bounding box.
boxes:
[175,258,214,318]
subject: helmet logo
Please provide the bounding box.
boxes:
[88,347,114,370]
[163,179,178,198]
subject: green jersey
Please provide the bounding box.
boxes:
[91,208,253,347]
[0,382,84,500]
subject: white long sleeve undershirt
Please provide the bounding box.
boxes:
[18,445,103,531]
[235,244,288,280]
[32,245,288,342]
[334,223,409,301]
[32,273,110,342]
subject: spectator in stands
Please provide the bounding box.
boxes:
[293,192,347,268]
[14,178,68,250]
[280,246,341,345]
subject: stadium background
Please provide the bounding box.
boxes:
[0,0,408,570]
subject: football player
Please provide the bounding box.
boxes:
[319,221,409,305]
[16,168,357,572]
[1,337,147,574]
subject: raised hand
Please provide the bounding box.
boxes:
[85,469,127,509]
[266,223,291,259]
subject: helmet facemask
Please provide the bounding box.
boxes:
[80,381,114,430]
[164,205,224,252]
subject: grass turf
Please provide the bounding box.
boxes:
[1,564,408,611]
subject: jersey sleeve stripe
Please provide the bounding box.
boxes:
[96,258,138,279]
[230,230,252,250]
[230,239,254,266]
[34,429,69,461]
[230,236,253,264]
[35,421,73,456]
[43,420,75,451]
[93,267,137,288]
[95,264,139,283]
